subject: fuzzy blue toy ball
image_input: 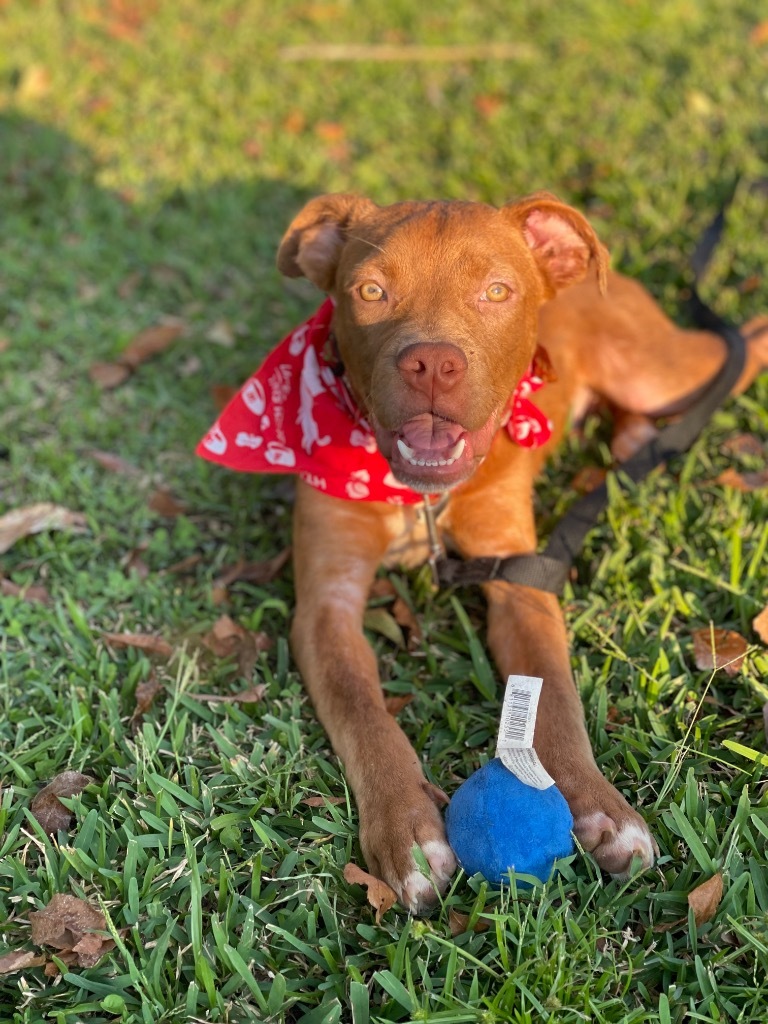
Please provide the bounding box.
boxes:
[445,758,574,884]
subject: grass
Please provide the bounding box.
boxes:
[1,1,767,1021]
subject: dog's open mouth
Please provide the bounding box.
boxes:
[374,411,499,492]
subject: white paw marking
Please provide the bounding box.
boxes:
[608,821,656,879]
[401,840,457,914]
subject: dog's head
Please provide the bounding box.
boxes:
[277,193,607,492]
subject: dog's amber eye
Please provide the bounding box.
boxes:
[359,281,385,302]
[484,282,511,302]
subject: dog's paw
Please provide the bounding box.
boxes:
[571,789,657,878]
[359,782,457,915]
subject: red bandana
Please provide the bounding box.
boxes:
[196,300,552,504]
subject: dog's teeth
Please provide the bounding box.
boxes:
[397,438,416,461]
[448,438,466,461]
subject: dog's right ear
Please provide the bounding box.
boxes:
[276,194,376,291]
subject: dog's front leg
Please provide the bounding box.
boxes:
[290,483,456,912]
[483,581,656,876]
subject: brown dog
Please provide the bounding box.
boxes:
[270,192,767,913]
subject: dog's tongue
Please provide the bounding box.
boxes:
[400,413,463,453]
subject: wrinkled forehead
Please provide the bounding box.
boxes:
[338,203,534,285]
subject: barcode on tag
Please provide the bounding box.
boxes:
[497,676,542,750]
[496,675,554,790]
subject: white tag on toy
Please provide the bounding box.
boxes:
[496,675,556,791]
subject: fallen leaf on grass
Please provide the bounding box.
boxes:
[131,675,164,727]
[343,863,397,923]
[692,628,747,677]
[202,615,272,679]
[87,450,142,477]
[30,772,94,835]
[148,488,187,517]
[393,596,422,647]
[571,466,607,494]
[716,467,768,492]
[449,909,491,937]
[102,631,174,658]
[163,553,203,575]
[0,504,87,555]
[89,321,185,390]
[0,950,47,975]
[121,322,185,368]
[369,577,397,600]
[753,605,768,644]
[688,872,723,926]
[301,795,345,807]
[189,685,266,704]
[29,894,114,970]
[213,548,291,589]
[654,872,724,933]
[384,694,414,715]
[721,433,765,458]
[88,362,132,389]
[0,577,51,604]
[210,384,239,410]
[750,19,768,46]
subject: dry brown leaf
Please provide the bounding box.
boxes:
[393,596,422,647]
[213,548,291,589]
[0,577,51,604]
[102,631,174,658]
[201,615,272,679]
[571,466,607,494]
[716,467,768,492]
[122,547,150,580]
[692,627,747,677]
[750,19,768,46]
[752,606,768,644]
[29,894,114,968]
[343,862,398,923]
[163,553,203,575]
[688,872,723,927]
[87,450,142,477]
[210,384,239,410]
[0,950,47,975]
[120,322,185,369]
[0,503,88,555]
[88,361,132,389]
[148,488,187,517]
[369,577,397,600]
[384,694,414,716]
[301,795,345,807]
[721,433,764,458]
[190,685,267,704]
[30,771,93,835]
[448,909,492,937]
[131,675,163,726]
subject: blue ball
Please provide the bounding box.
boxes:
[445,758,574,884]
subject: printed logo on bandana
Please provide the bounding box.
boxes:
[235,432,263,450]
[265,441,296,467]
[203,423,228,455]
[196,299,553,503]
[350,428,378,452]
[346,469,371,500]
[298,346,332,453]
[242,379,266,416]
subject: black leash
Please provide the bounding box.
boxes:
[434,208,749,595]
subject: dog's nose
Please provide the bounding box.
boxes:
[396,342,467,397]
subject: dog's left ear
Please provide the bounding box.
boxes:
[504,192,609,298]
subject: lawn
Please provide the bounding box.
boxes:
[1,1,767,1022]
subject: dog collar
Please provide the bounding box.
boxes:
[196,299,553,504]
